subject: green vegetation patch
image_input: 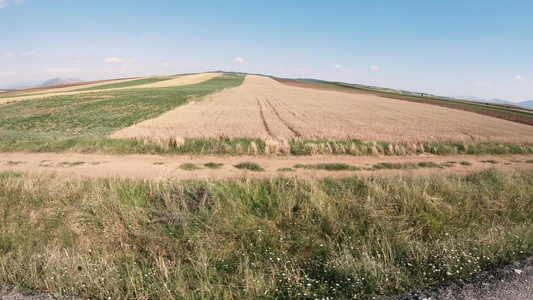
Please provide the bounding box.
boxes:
[527,160,533,164]
[441,161,457,167]
[418,162,444,168]
[0,170,532,298]
[234,162,264,171]
[460,161,473,166]
[277,167,295,172]
[58,161,85,167]
[373,162,419,170]
[480,160,498,164]
[204,162,224,169]
[179,163,200,170]
[294,163,361,171]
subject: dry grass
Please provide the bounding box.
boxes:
[112,75,533,145]
[1,170,533,299]
[126,73,220,89]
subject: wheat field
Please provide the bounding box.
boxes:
[112,75,533,145]
[0,73,221,105]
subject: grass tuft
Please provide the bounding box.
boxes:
[480,160,498,164]
[234,162,264,171]
[294,163,360,171]
[179,163,200,170]
[58,161,85,167]
[204,162,224,169]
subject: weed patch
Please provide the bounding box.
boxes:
[294,163,360,171]
[180,163,200,170]
[204,162,224,169]
[58,161,85,167]
[234,162,264,171]
[480,160,498,164]
[277,167,295,172]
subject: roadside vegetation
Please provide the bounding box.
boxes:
[1,137,532,156]
[0,170,532,299]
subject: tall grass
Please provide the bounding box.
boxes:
[0,170,532,298]
[0,137,531,156]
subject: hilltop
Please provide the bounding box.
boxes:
[41,77,84,87]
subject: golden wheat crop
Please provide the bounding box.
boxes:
[112,75,533,146]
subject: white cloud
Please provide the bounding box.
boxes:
[370,65,380,71]
[0,0,25,9]
[516,75,523,81]
[105,57,125,63]
[235,57,245,63]
[334,64,352,73]
[162,62,172,66]
[21,51,44,57]
[3,53,12,58]
[75,59,91,63]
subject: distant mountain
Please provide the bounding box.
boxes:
[455,95,533,109]
[519,100,533,108]
[485,98,533,109]
[41,78,83,87]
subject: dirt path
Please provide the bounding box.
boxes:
[1,153,531,180]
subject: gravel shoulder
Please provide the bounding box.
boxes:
[397,258,533,300]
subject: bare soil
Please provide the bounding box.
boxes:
[1,153,531,180]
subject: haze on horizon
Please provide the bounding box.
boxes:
[0,0,531,102]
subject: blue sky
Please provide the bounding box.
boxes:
[1,0,532,101]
